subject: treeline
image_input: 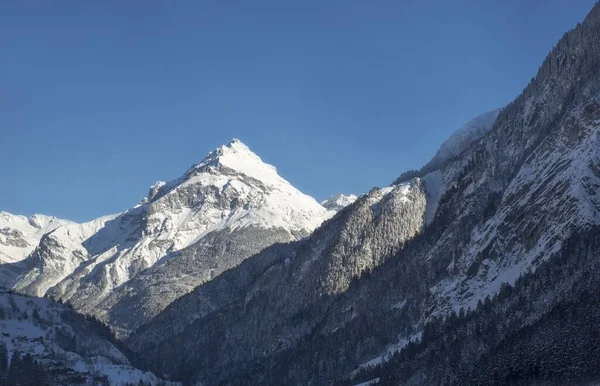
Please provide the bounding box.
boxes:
[0,345,51,385]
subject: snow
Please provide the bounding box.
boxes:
[366,183,417,221]
[354,378,381,386]
[321,193,359,212]
[0,292,177,385]
[379,186,396,196]
[0,211,72,264]
[8,139,334,329]
[11,213,120,296]
[75,357,176,386]
[213,139,282,186]
[391,299,407,310]
[162,138,333,237]
[423,169,444,225]
[425,107,600,322]
[351,332,422,377]
[0,320,47,364]
[429,109,500,168]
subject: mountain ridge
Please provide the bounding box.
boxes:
[3,139,334,336]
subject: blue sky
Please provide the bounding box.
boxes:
[0,0,596,222]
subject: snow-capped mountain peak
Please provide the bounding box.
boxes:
[321,193,359,212]
[189,138,283,187]
[148,138,286,203]
[145,138,331,241]
[6,139,333,335]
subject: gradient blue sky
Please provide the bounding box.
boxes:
[1,1,597,222]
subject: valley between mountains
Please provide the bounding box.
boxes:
[3,2,600,385]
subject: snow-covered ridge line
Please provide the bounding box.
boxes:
[0,212,73,264]
[429,108,501,169]
[321,193,359,212]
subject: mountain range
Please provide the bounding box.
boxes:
[128,3,600,385]
[1,139,337,337]
[3,2,600,385]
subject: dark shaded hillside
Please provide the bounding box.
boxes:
[347,225,600,385]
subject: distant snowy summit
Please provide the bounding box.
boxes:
[321,193,358,212]
[0,212,72,264]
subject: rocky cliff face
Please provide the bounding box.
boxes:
[6,139,332,336]
[128,3,600,385]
